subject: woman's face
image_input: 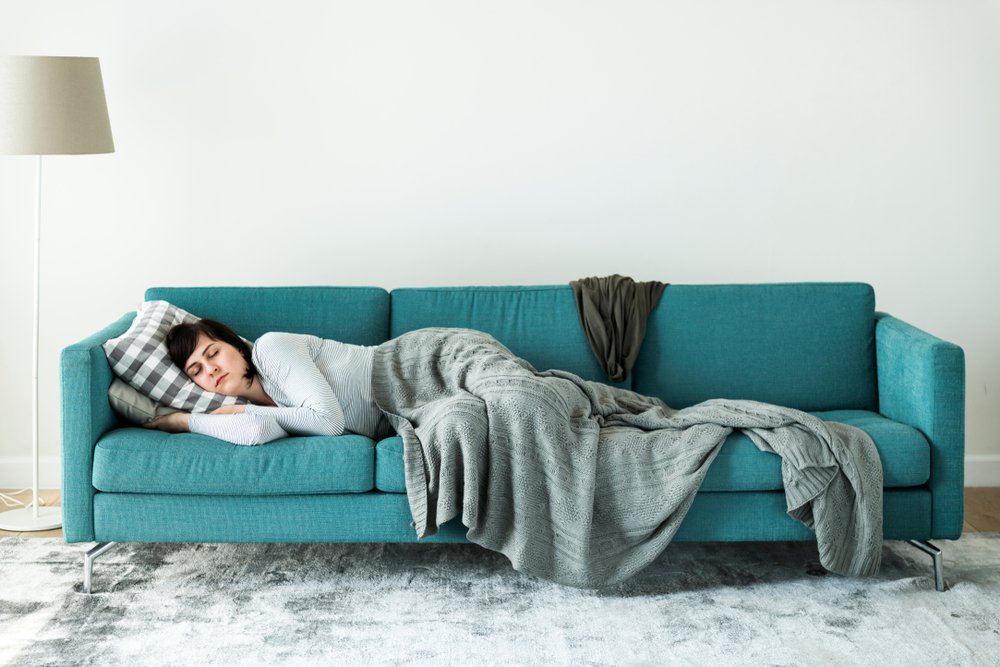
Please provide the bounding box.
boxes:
[183,333,249,395]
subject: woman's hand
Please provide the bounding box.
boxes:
[143,412,191,433]
[211,404,246,415]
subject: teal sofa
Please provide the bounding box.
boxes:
[61,283,965,593]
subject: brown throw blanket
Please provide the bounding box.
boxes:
[570,274,667,382]
[372,328,884,589]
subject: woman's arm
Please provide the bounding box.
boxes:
[142,412,189,432]
[248,333,347,436]
[144,410,289,446]
[188,412,289,446]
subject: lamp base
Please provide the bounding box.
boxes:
[0,505,62,532]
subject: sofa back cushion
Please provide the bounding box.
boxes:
[390,286,626,385]
[631,283,877,411]
[143,286,390,344]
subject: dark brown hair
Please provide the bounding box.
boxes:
[166,319,256,383]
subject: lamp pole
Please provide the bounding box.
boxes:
[31,155,48,523]
[0,155,62,531]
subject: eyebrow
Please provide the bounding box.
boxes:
[185,342,214,374]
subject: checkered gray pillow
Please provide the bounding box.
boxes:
[102,300,246,414]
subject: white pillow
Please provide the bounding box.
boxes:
[102,300,246,413]
[108,378,178,423]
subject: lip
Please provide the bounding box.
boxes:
[215,373,229,389]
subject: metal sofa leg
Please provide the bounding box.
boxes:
[907,539,946,592]
[83,542,117,594]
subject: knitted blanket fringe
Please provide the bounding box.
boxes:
[372,328,883,588]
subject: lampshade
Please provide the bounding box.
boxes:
[0,56,114,155]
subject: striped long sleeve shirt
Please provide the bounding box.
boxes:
[188,332,393,445]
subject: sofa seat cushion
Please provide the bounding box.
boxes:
[375,436,406,493]
[373,410,929,493]
[703,410,930,491]
[93,428,374,495]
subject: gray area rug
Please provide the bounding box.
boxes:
[2,536,999,666]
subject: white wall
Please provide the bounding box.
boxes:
[2,0,998,487]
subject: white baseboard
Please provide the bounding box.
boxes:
[0,457,61,490]
[4,455,1000,491]
[965,455,1000,487]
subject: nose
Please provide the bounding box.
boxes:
[202,359,219,378]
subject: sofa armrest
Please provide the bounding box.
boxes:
[875,312,965,538]
[60,312,134,542]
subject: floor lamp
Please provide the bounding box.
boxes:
[0,56,114,532]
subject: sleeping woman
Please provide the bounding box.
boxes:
[143,319,394,445]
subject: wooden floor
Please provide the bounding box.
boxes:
[963,487,1000,533]
[3,488,1000,539]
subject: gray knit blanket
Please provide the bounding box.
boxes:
[371,328,883,588]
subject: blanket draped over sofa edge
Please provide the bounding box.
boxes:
[371,328,884,588]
